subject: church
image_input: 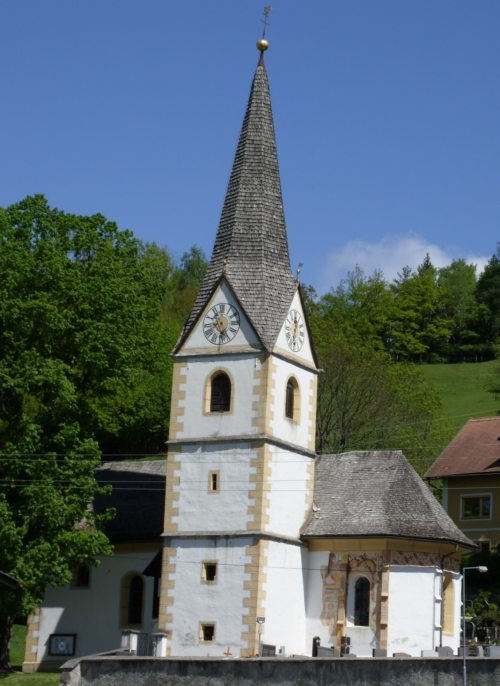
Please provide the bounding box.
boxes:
[25,41,474,671]
[155,40,474,659]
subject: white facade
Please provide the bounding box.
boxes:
[26,549,159,670]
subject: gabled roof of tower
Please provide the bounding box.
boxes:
[302,451,475,549]
[176,53,296,352]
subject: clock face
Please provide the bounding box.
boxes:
[203,302,240,345]
[285,309,305,352]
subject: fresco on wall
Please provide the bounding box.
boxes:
[392,550,460,572]
[320,551,383,641]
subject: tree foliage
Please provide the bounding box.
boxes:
[0,195,208,670]
[314,333,444,474]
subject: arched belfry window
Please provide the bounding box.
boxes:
[285,377,300,422]
[354,577,370,626]
[210,372,231,413]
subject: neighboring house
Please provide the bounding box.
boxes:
[425,416,500,553]
[23,461,165,672]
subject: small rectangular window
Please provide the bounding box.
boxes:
[200,623,215,642]
[208,471,219,493]
[462,495,491,519]
[202,562,217,583]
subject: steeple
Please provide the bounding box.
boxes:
[178,47,296,351]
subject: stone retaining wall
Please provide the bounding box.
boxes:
[60,655,500,686]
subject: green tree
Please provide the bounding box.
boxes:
[389,255,451,361]
[0,195,173,669]
[316,333,443,475]
[313,267,393,352]
[476,245,500,345]
[437,259,486,361]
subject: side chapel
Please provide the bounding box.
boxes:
[157,40,475,658]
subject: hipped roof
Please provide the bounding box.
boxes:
[425,417,500,478]
[302,451,474,549]
[177,55,296,352]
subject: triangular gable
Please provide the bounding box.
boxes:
[177,278,264,355]
[274,288,317,368]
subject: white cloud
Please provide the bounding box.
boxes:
[320,233,490,292]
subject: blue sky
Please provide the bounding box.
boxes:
[1,0,499,292]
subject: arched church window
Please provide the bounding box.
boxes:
[285,377,300,422]
[120,572,144,627]
[210,372,231,412]
[354,577,370,626]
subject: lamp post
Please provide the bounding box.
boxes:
[462,565,488,686]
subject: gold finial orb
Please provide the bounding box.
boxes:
[256,38,269,52]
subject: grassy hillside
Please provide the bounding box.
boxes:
[421,360,499,440]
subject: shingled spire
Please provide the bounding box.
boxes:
[178,50,296,351]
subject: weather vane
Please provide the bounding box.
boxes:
[261,6,272,38]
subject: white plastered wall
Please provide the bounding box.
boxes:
[266,445,313,539]
[167,537,253,656]
[34,551,158,663]
[304,550,332,652]
[387,566,438,656]
[173,442,256,533]
[269,356,316,450]
[259,541,308,656]
[173,355,262,441]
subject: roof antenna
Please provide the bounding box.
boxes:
[295,262,303,283]
[257,6,271,54]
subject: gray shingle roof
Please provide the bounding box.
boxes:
[177,55,296,352]
[302,451,474,548]
[94,461,166,543]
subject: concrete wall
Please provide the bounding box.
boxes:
[60,656,500,686]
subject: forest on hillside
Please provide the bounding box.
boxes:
[1,196,499,463]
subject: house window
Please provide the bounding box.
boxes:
[202,562,217,583]
[443,573,455,635]
[354,577,370,626]
[200,623,215,642]
[210,372,231,412]
[461,495,491,519]
[120,572,144,627]
[208,471,220,493]
[285,376,300,422]
[71,564,90,589]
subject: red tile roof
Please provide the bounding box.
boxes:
[425,417,500,478]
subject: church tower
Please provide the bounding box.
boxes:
[159,41,318,657]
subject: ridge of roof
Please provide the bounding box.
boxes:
[302,451,474,549]
[177,56,296,352]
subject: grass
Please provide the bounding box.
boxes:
[421,359,499,436]
[0,625,58,685]
[0,675,59,685]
